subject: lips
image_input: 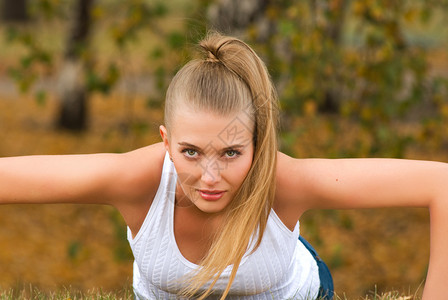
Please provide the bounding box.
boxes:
[198,189,225,201]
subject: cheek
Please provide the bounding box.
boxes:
[176,163,199,181]
[173,160,202,191]
[228,157,253,186]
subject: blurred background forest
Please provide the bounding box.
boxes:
[0,0,448,298]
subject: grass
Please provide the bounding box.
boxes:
[0,287,418,300]
[0,286,133,300]
[336,291,415,300]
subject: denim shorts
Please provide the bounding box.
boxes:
[299,236,334,300]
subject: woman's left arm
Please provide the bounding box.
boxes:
[276,152,448,299]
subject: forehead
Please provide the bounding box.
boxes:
[170,104,254,149]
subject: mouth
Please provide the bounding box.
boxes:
[197,189,226,201]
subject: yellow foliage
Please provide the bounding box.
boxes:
[91,6,104,20]
[404,9,418,23]
[441,104,448,118]
[353,1,366,16]
[304,99,317,117]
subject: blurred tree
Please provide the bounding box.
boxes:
[310,0,348,113]
[207,0,348,114]
[5,0,447,144]
[5,0,190,131]
[57,0,93,130]
[1,0,29,22]
[237,0,448,157]
[207,0,269,35]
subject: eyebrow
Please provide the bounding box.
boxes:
[177,142,246,151]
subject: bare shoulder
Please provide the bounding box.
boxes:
[275,151,315,201]
[115,142,166,204]
[274,152,323,229]
[112,142,166,235]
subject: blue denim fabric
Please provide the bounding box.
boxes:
[299,236,334,300]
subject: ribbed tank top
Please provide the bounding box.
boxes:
[127,152,320,299]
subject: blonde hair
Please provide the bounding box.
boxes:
[164,32,279,299]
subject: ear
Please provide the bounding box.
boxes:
[159,125,170,153]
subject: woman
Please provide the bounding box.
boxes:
[0,33,446,300]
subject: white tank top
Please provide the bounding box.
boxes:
[127,152,320,299]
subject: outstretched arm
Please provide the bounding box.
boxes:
[0,142,164,206]
[0,152,124,205]
[0,142,165,237]
[276,152,448,299]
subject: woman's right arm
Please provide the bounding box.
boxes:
[0,142,165,207]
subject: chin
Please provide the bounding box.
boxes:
[188,191,232,214]
[193,198,231,214]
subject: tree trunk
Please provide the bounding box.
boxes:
[1,0,29,22]
[207,0,270,36]
[316,0,348,114]
[57,0,93,131]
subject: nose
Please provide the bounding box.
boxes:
[200,160,222,186]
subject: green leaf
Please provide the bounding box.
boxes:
[150,47,164,59]
[35,90,47,106]
[5,27,19,42]
[168,31,185,49]
[279,20,295,36]
[21,56,34,68]
[146,97,163,109]
[106,63,120,86]
[420,7,431,24]
[67,240,82,260]
[153,2,168,17]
